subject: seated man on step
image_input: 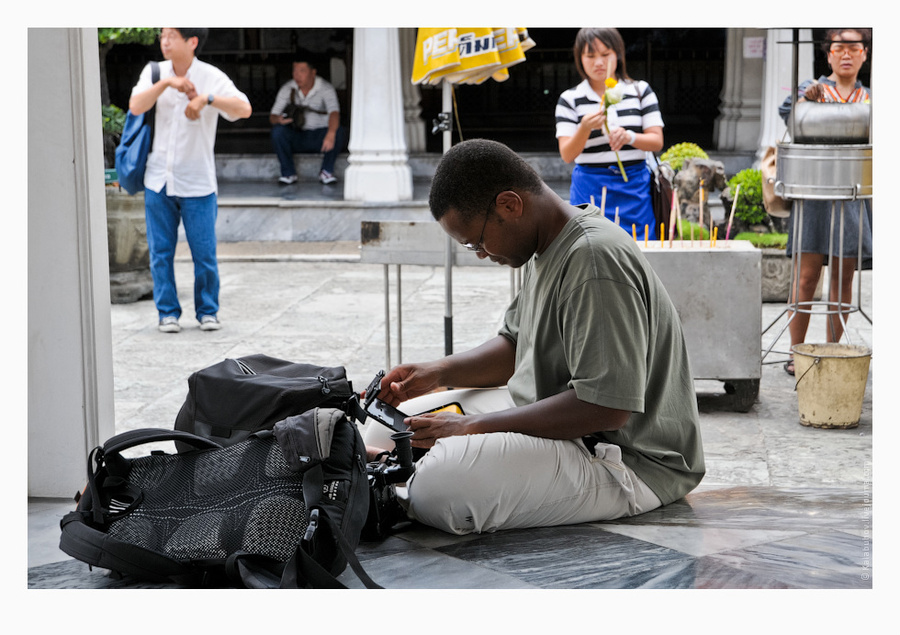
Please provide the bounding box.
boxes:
[269,56,346,185]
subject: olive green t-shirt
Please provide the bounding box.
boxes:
[498,205,705,504]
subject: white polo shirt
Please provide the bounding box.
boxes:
[269,76,340,131]
[132,58,250,197]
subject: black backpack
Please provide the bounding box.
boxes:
[173,354,353,451]
[59,409,380,588]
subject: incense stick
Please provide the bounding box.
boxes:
[725,184,741,241]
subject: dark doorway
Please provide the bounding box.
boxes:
[105,28,727,156]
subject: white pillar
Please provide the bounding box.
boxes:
[400,28,427,154]
[344,28,413,202]
[714,28,765,151]
[758,29,814,156]
[28,28,116,497]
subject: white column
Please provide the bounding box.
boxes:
[344,28,413,202]
[758,29,814,155]
[714,28,765,151]
[28,28,116,497]
[400,28,427,154]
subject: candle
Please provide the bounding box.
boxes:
[644,224,648,247]
[614,206,620,226]
[632,223,637,241]
[601,186,607,216]
[660,223,665,245]
[713,226,718,247]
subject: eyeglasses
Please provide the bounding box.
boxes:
[829,42,865,55]
[462,192,500,252]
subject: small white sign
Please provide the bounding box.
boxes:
[744,36,765,58]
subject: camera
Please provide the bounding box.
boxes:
[344,371,417,540]
[362,430,415,541]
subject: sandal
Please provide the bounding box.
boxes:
[783,358,795,376]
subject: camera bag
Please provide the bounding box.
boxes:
[174,354,353,451]
[59,408,380,588]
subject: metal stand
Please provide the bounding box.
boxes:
[762,196,871,364]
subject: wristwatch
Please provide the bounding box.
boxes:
[207,94,215,106]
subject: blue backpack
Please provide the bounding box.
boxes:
[114,62,159,195]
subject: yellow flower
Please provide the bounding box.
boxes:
[605,77,617,89]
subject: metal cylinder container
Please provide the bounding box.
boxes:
[775,143,872,200]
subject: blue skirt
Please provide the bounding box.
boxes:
[570,162,655,238]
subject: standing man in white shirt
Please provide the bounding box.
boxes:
[128,28,252,333]
[269,57,345,185]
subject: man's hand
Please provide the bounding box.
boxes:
[168,76,196,95]
[184,95,207,120]
[404,410,471,449]
[378,362,444,408]
[321,130,336,153]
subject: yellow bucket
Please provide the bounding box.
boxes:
[793,343,871,429]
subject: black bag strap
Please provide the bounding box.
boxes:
[148,61,159,152]
[85,428,222,524]
[102,427,222,456]
[224,463,383,589]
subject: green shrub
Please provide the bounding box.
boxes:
[733,232,788,249]
[726,169,767,225]
[660,142,709,171]
[672,219,709,241]
[102,104,126,137]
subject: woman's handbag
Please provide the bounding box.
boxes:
[648,153,674,238]
[761,145,792,218]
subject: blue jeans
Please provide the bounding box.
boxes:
[271,124,346,176]
[144,186,219,321]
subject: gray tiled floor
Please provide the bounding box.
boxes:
[28,235,875,592]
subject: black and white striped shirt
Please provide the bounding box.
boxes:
[556,79,664,166]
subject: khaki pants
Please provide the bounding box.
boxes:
[363,388,661,535]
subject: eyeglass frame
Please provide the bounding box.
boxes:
[462,191,503,252]
[828,41,866,55]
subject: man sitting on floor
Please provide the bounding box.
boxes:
[365,138,705,535]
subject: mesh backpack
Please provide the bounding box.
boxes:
[59,408,379,588]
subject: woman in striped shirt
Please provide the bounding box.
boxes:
[778,28,872,375]
[556,28,664,236]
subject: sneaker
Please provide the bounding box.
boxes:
[319,170,337,185]
[278,174,298,185]
[158,316,181,333]
[199,315,222,331]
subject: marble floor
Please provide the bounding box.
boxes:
[26,244,877,600]
[29,483,871,590]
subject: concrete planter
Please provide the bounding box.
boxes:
[760,247,824,304]
[106,187,154,304]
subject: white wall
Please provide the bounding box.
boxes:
[28,28,115,497]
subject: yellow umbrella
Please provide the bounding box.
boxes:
[411,28,535,355]
[412,27,534,86]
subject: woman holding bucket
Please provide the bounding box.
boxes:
[778,28,873,376]
[555,28,664,237]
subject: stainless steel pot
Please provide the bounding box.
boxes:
[790,101,871,144]
[775,143,872,201]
